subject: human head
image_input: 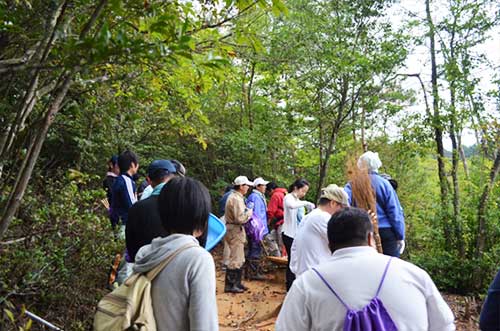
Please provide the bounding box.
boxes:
[108,155,119,174]
[233,176,253,195]
[253,177,269,194]
[318,184,349,215]
[170,159,186,177]
[266,181,278,196]
[158,177,211,238]
[289,178,310,198]
[327,207,375,253]
[148,159,176,186]
[118,150,139,175]
[358,151,382,172]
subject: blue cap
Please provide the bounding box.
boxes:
[148,159,176,177]
[110,155,118,165]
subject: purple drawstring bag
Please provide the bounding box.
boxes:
[244,215,266,242]
[312,257,398,331]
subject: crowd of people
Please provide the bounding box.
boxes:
[99,150,499,331]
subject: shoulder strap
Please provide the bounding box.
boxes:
[125,243,197,286]
[375,257,393,297]
[312,268,351,310]
[146,243,198,281]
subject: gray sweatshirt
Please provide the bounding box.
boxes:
[134,234,218,331]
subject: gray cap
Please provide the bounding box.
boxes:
[320,184,349,205]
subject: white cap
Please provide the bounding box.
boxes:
[233,176,254,186]
[253,177,269,186]
[358,151,382,172]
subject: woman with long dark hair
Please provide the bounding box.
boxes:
[282,178,315,291]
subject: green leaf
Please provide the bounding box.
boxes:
[4,308,14,323]
[272,0,288,16]
[25,318,33,330]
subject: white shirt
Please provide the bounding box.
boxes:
[290,208,332,276]
[282,193,314,238]
[276,246,455,331]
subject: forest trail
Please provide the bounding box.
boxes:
[212,244,481,331]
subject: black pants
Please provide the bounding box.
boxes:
[379,228,400,257]
[282,233,295,291]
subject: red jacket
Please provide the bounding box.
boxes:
[267,188,287,227]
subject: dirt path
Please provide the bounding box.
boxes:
[216,267,285,331]
[213,244,480,330]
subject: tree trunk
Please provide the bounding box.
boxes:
[351,108,356,142]
[247,62,256,131]
[316,127,338,201]
[0,0,108,241]
[475,147,500,259]
[361,106,367,152]
[0,1,67,163]
[449,126,463,256]
[458,135,469,178]
[426,0,451,247]
[0,74,73,241]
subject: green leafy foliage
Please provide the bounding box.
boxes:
[0,172,120,330]
[1,0,500,327]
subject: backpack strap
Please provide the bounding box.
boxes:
[312,258,393,309]
[124,243,198,286]
[146,243,198,281]
[375,257,393,297]
[312,268,351,310]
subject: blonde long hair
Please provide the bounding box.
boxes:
[347,158,376,211]
[347,157,383,253]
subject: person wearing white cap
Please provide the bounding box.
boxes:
[223,176,254,293]
[244,177,270,280]
[290,184,349,277]
[344,151,405,257]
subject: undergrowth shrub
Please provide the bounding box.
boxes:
[0,170,121,330]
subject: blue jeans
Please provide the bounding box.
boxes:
[379,228,400,257]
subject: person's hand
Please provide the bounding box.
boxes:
[397,240,405,255]
[306,202,315,212]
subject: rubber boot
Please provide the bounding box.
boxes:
[246,259,266,280]
[224,269,244,293]
[235,268,248,291]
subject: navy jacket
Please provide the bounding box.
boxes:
[480,269,500,331]
[126,195,167,261]
[110,173,136,226]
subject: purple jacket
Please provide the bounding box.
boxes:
[247,190,269,236]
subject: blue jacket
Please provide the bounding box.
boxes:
[247,190,269,236]
[110,173,136,226]
[345,172,405,240]
[480,269,500,331]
